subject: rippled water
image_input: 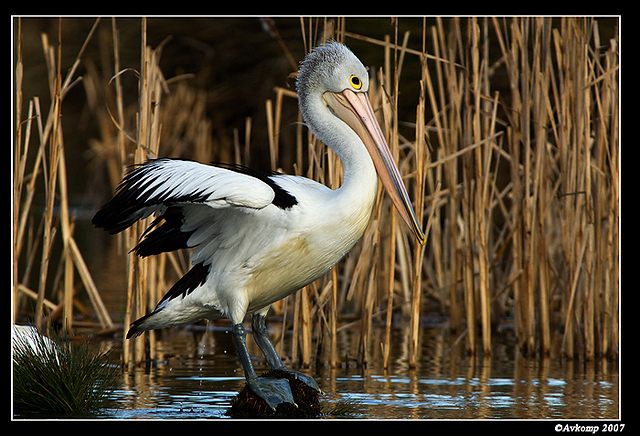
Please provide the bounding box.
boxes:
[93,325,618,420]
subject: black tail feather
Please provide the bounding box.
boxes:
[126,310,161,339]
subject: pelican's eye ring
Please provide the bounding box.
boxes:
[349,75,362,90]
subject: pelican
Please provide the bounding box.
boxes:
[93,41,426,409]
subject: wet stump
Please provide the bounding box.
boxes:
[226,370,321,418]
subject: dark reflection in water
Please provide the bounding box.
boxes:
[95,326,618,419]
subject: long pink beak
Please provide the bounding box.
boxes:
[323,89,426,245]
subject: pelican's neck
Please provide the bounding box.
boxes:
[332,128,378,200]
[303,96,379,223]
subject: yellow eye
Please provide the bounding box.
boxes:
[349,75,362,90]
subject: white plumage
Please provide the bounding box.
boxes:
[93,41,425,409]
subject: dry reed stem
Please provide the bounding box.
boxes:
[122,18,170,366]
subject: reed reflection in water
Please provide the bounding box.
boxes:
[103,326,618,419]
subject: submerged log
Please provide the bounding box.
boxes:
[226,369,321,418]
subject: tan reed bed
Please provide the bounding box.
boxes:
[13,17,113,334]
[13,17,619,368]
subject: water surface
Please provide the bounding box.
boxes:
[96,326,618,419]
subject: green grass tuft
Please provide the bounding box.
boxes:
[13,329,121,418]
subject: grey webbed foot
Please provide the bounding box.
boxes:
[248,376,295,410]
[286,370,322,393]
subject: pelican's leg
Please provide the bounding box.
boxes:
[231,322,294,409]
[251,312,321,392]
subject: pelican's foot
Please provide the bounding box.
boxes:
[284,370,322,393]
[248,376,295,410]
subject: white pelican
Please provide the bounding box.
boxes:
[93,41,425,409]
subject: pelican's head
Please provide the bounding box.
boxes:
[296,41,426,245]
[297,41,370,97]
